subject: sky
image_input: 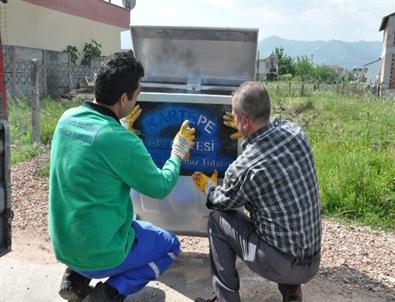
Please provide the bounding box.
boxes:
[111,0,395,43]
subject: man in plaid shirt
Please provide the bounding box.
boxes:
[193,82,321,302]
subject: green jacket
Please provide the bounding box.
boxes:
[48,102,180,271]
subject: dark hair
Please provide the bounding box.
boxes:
[94,51,144,105]
[232,81,271,122]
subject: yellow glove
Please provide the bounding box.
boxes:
[223,111,242,140]
[124,105,142,135]
[192,170,218,193]
[171,120,196,160]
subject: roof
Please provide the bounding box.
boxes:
[25,0,130,29]
[379,12,395,31]
[352,67,367,72]
[258,53,277,61]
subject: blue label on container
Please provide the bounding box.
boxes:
[135,102,238,177]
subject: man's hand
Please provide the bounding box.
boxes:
[171,120,195,160]
[124,105,142,135]
[192,170,218,193]
[223,112,242,140]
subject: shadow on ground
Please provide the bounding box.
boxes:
[125,252,395,302]
[126,287,166,301]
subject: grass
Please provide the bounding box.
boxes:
[8,97,81,165]
[36,161,50,177]
[7,91,395,230]
[267,89,395,230]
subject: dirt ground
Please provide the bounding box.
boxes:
[5,154,395,301]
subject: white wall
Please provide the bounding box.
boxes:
[1,1,125,56]
[365,60,381,84]
[380,16,395,88]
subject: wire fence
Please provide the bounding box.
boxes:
[2,45,103,99]
[263,81,383,98]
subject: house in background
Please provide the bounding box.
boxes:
[0,0,131,56]
[379,12,395,94]
[257,53,278,81]
[351,67,367,82]
[328,64,345,74]
[363,58,381,84]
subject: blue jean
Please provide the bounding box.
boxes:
[75,220,180,297]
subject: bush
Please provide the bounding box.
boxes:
[278,74,293,81]
[64,45,80,64]
[81,40,102,65]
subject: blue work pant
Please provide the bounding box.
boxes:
[76,220,180,297]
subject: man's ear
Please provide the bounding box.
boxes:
[241,114,249,130]
[119,92,128,105]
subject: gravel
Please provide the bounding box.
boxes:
[10,153,395,301]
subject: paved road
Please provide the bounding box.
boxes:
[1,251,390,302]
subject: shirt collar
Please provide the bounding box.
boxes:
[241,121,274,150]
[82,101,120,124]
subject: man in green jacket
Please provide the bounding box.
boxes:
[49,51,195,302]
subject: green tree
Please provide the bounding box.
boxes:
[81,40,102,65]
[295,56,314,81]
[273,47,295,76]
[64,45,80,64]
[336,71,351,83]
[313,64,337,83]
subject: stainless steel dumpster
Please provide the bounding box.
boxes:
[131,26,258,236]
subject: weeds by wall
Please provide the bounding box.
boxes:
[8,97,81,164]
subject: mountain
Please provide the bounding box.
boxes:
[258,36,382,69]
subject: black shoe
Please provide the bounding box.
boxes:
[82,282,125,302]
[59,268,93,302]
[278,284,303,302]
[194,297,218,302]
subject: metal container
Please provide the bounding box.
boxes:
[130,26,258,236]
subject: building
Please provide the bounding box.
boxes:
[0,0,131,56]
[351,67,368,82]
[363,58,381,85]
[257,54,278,81]
[379,12,395,94]
[328,64,345,74]
[0,0,133,98]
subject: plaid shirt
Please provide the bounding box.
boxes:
[207,118,321,260]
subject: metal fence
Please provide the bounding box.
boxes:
[2,45,103,98]
[263,81,381,98]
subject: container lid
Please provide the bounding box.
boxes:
[130,26,258,88]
